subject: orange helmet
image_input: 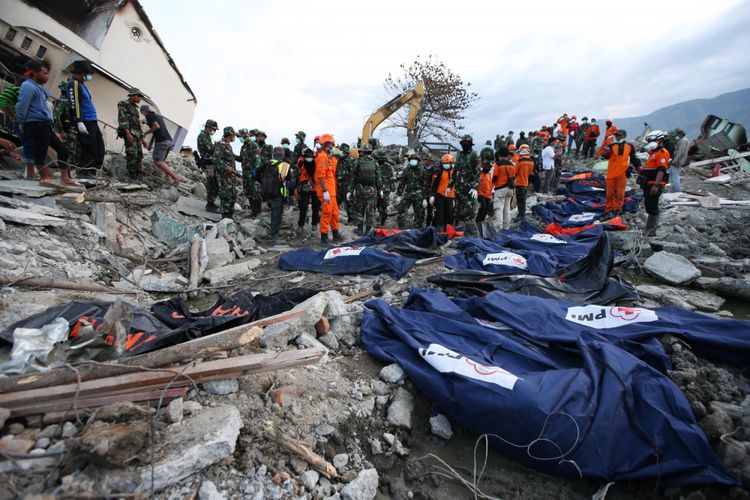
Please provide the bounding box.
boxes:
[508,144,516,151]
[440,153,454,164]
[318,133,335,145]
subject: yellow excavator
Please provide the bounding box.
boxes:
[357,80,425,152]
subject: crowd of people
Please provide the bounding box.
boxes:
[7,57,692,242]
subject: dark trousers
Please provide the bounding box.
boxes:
[515,186,528,217]
[24,121,67,167]
[78,120,104,175]
[298,190,320,227]
[643,186,662,215]
[475,196,492,222]
[269,196,283,236]
[542,168,555,193]
[530,171,541,192]
[581,139,597,158]
[432,194,454,230]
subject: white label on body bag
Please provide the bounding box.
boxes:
[530,233,567,244]
[482,252,528,269]
[419,343,519,390]
[323,246,365,259]
[565,305,659,329]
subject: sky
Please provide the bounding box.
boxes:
[141,0,750,149]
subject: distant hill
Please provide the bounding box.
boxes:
[608,88,750,139]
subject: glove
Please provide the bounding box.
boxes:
[77,122,88,135]
[379,190,384,198]
[323,191,330,202]
[346,192,352,201]
[469,189,478,199]
[429,196,435,206]
[422,199,428,209]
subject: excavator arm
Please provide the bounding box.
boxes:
[360,81,425,148]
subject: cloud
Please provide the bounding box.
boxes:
[141,0,748,149]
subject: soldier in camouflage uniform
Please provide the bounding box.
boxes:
[480,140,494,163]
[374,149,394,226]
[214,126,239,219]
[347,144,379,235]
[117,88,144,180]
[396,149,425,228]
[197,119,219,211]
[240,128,261,216]
[422,157,436,226]
[52,81,79,170]
[335,143,353,221]
[454,134,480,232]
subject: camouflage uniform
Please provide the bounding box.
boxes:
[117,92,143,179]
[396,157,425,228]
[454,135,479,225]
[375,151,394,226]
[336,145,353,221]
[214,130,238,218]
[197,128,218,205]
[480,141,494,163]
[240,137,260,215]
[52,81,78,168]
[348,149,379,232]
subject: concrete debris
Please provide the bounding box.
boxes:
[61,421,78,438]
[166,397,184,423]
[202,258,261,284]
[429,414,454,440]
[643,251,701,285]
[198,480,226,500]
[301,469,320,490]
[341,468,379,500]
[379,363,405,384]
[201,379,240,395]
[636,284,725,312]
[0,206,67,226]
[176,195,222,222]
[204,237,234,270]
[387,388,414,429]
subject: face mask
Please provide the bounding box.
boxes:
[305,157,313,162]
[442,164,452,170]
[409,159,418,166]
[208,130,216,136]
[239,137,245,143]
[645,142,658,151]
[249,136,256,142]
[84,75,92,81]
[296,138,302,144]
[283,144,289,149]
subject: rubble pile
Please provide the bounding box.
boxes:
[0,150,749,499]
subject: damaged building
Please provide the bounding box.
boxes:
[0,0,196,150]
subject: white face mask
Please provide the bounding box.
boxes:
[249,136,256,142]
[645,142,658,151]
[442,164,452,170]
[296,138,302,144]
[409,159,418,166]
[84,75,92,81]
[282,144,289,149]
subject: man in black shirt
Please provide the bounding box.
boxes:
[140,105,180,184]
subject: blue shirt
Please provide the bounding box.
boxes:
[67,78,97,122]
[15,78,52,124]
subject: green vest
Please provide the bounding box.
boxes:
[357,158,378,187]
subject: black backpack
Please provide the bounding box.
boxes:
[260,161,281,201]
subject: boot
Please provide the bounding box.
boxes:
[205,201,219,213]
[320,232,329,245]
[355,225,363,236]
[332,229,343,243]
[365,225,372,234]
[25,164,36,180]
[645,214,658,237]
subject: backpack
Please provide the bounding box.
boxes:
[260,161,281,201]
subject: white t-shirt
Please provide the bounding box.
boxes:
[542,145,556,170]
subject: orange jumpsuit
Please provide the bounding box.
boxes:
[315,150,339,234]
[598,124,619,157]
[605,142,638,213]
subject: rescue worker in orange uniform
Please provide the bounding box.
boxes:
[492,146,516,230]
[598,120,618,158]
[296,148,320,232]
[581,119,600,158]
[556,114,569,138]
[639,130,670,236]
[475,159,494,222]
[429,153,456,231]
[514,144,535,220]
[605,129,640,216]
[315,133,341,244]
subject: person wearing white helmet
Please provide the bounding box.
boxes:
[638,130,671,236]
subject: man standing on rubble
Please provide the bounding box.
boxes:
[430,153,456,231]
[581,118,600,158]
[396,149,425,228]
[297,147,319,233]
[140,104,180,185]
[52,80,78,171]
[492,146,515,230]
[541,137,558,193]
[67,60,104,178]
[257,146,290,244]
[640,130,671,237]
[598,120,619,158]
[576,117,589,157]
[315,133,341,244]
[375,149,394,226]
[605,129,640,216]
[348,143,379,235]
[214,126,239,220]
[117,88,145,181]
[671,129,688,193]
[514,145,534,220]
[454,134,479,234]
[240,129,261,217]
[15,59,79,188]
[197,119,219,212]
[335,143,353,222]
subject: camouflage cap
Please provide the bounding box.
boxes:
[373,149,388,160]
[257,130,267,138]
[485,140,492,145]
[238,128,249,136]
[281,137,290,144]
[295,130,306,141]
[58,80,68,92]
[127,87,143,97]
[223,126,236,136]
[249,129,258,136]
[205,119,218,128]
[460,134,473,144]
[359,144,373,153]
[339,143,350,153]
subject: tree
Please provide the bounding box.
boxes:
[383,55,479,146]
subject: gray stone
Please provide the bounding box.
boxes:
[379,364,405,384]
[204,238,234,270]
[199,480,225,500]
[315,423,336,437]
[192,183,207,198]
[636,284,725,312]
[691,400,707,419]
[166,398,184,423]
[369,438,382,455]
[61,421,78,438]
[202,258,261,284]
[47,440,65,454]
[429,414,454,440]
[341,468,378,500]
[643,251,701,285]
[35,437,50,449]
[301,469,319,490]
[8,422,24,435]
[202,379,239,395]
[102,405,242,493]
[183,401,202,415]
[719,440,746,467]
[260,292,330,349]
[370,380,389,395]
[701,409,734,441]
[318,333,339,351]
[387,388,414,429]
[382,433,395,446]
[0,407,10,430]
[333,453,349,470]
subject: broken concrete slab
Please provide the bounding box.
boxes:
[341,468,379,500]
[101,404,243,493]
[0,194,66,217]
[387,388,414,429]
[643,251,701,285]
[204,237,234,270]
[0,206,67,227]
[138,272,187,292]
[175,195,222,222]
[636,284,725,312]
[260,292,332,349]
[202,258,261,284]
[0,180,60,198]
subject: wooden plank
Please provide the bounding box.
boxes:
[0,347,326,410]
[10,387,187,417]
[0,276,135,294]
